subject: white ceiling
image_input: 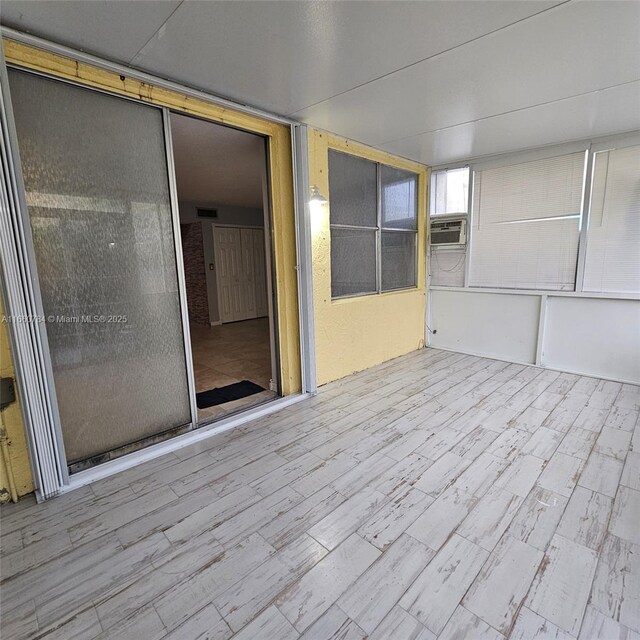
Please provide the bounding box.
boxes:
[2,0,639,166]
[170,114,265,209]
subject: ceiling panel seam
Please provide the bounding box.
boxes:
[376,78,640,146]
[127,0,185,65]
[287,0,572,117]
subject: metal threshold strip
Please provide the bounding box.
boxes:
[57,393,310,498]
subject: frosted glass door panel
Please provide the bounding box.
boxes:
[9,70,191,464]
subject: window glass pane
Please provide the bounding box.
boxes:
[381,231,416,291]
[583,145,640,294]
[468,152,584,290]
[9,69,191,464]
[331,228,377,297]
[432,167,469,215]
[382,165,418,230]
[328,150,377,227]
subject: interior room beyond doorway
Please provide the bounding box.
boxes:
[171,113,277,423]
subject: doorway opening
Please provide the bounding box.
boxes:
[171,113,279,424]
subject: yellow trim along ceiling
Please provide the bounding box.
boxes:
[0,297,34,498]
[308,129,429,386]
[2,38,301,396]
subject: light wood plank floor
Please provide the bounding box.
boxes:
[1,348,638,640]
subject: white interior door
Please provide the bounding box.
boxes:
[214,226,269,323]
[251,229,269,317]
[240,228,258,320]
[214,227,244,322]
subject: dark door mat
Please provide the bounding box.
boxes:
[196,380,266,409]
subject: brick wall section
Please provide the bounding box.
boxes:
[180,223,209,325]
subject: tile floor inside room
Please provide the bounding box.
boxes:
[1,348,638,640]
[189,317,276,423]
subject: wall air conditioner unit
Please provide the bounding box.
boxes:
[430,217,467,245]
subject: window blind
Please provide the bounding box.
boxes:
[583,144,640,294]
[469,152,585,290]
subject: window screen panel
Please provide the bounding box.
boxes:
[430,246,466,287]
[381,231,416,291]
[583,145,640,294]
[331,228,377,297]
[9,69,191,464]
[381,165,418,230]
[468,152,585,290]
[328,150,377,227]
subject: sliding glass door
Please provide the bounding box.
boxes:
[8,69,192,465]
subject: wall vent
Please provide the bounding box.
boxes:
[197,208,218,218]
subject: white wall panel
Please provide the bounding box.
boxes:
[430,289,540,364]
[543,297,640,384]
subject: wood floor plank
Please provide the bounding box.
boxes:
[521,428,563,461]
[457,487,525,552]
[579,451,624,498]
[231,605,299,640]
[464,534,543,635]
[338,533,435,634]
[307,486,388,550]
[439,605,504,640]
[210,486,302,548]
[608,486,640,545]
[494,454,545,497]
[160,603,231,640]
[537,452,584,498]
[594,427,632,461]
[507,486,568,552]
[163,485,263,545]
[368,606,435,640]
[290,452,360,497]
[589,534,640,633]
[399,534,489,635]
[357,486,433,551]
[406,486,478,552]
[605,406,639,432]
[214,534,327,632]
[510,607,574,640]
[298,604,365,640]
[413,451,473,497]
[621,451,640,491]
[276,533,380,632]
[556,486,612,551]
[259,486,346,550]
[373,453,433,497]
[451,451,508,498]
[152,533,275,632]
[67,487,178,546]
[579,605,640,640]
[556,428,598,460]
[525,534,598,636]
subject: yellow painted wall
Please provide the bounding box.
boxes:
[308,129,429,386]
[0,297,35,498]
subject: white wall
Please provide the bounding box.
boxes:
[178,201,264,323]
[430,288,640,384]
[429,289,540,364]
[544,296,640,383]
